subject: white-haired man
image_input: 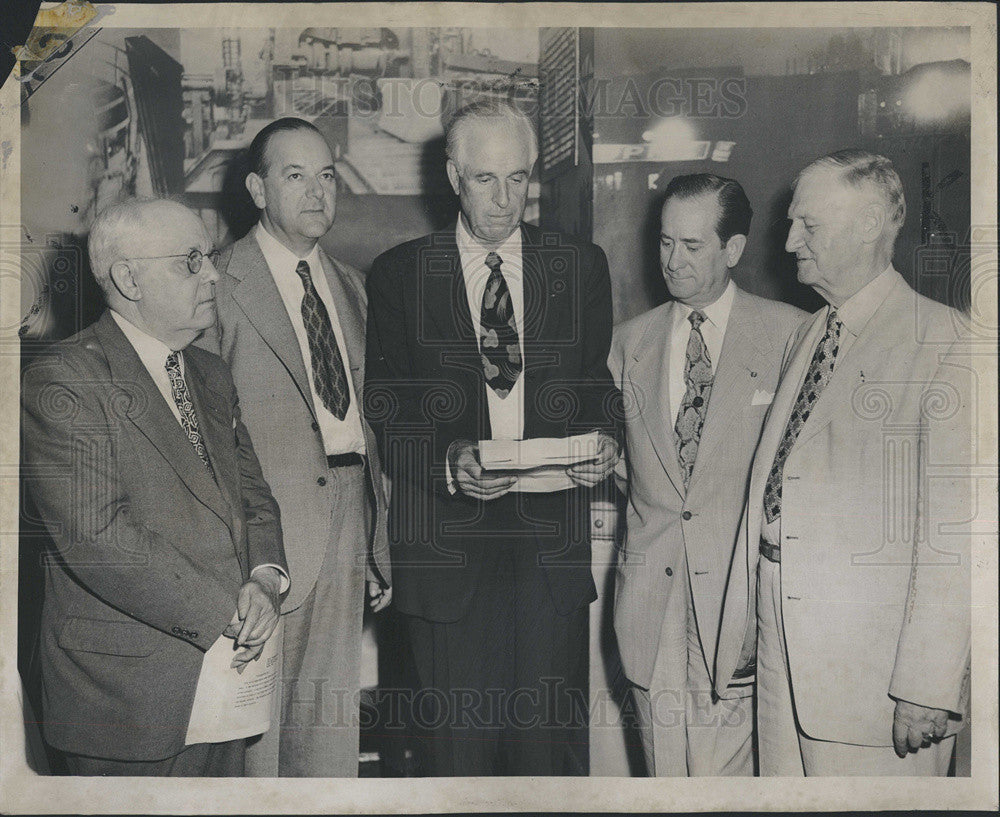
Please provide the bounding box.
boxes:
[21,198,287,775]
[722,150,973,775]
[365,100,620,776]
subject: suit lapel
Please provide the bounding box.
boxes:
[319,250,366,403]
[689,288,771,490]
[628,304,685,497]
[792,275,906,451]
[184,355,239,532]
[229,235,316,421]
[94,313,232,529]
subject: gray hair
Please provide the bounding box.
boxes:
[797,149,906,238]
[88,197,188,294]
[444,99,539,171]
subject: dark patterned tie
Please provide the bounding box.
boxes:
[479,252,522,399]
[763,310,844,523]
[674,310,713,489]
[165,351,214,476]
[296,260,350,420]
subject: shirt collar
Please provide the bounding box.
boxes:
[254,222,323,278]
[110,309,177,368]
[455,217,523,266]
[674,278,737,332]
[835,265,897,338]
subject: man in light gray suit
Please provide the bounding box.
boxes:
[608,175,805,776]
[200,117,391,777]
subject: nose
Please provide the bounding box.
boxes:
[201,255,220,284]
[492,180,510,209]
[666,243,684,272]
[786,220,804,253]
[305,173,324,198]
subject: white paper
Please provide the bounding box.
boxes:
[184,621,283,746]
[479,432,601,470]
[478,433,600,492]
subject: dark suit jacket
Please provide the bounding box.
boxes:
[365,222,618,622]
[198,232,390,613]
[20,311,286,761]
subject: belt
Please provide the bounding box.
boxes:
[759,538,781,564]
[327,452,365,469]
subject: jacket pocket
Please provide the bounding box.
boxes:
[57,617,158,657]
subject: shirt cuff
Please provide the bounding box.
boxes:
[445,442,458,495]
[251,563,290,595]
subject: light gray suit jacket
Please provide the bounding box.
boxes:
[199,231,390,613]
[721,268,972,746]
[609,285,806,693]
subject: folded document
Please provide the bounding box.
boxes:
[478,432,600,493]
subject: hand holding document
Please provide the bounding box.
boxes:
[478,432,602,492]
[184,621,283,746]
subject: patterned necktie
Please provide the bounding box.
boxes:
[479,252,522,399]
[674,310,713,489]
[295,259,350,420]
[165,351,214,476]
[763,310,844,523]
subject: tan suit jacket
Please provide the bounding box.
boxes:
[199,233,390,612]
[609,285,806,693]
[721,268,972,746]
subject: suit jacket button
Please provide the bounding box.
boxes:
[317,476,327,486]
[312,421,320,432]
[664,567,673,577]
[190,631,198,639]
[172,626,181,634]
[682,510,692,520]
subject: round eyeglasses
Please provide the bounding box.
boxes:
[124,248,221,275]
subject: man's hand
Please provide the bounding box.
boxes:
[368,580,392,613]
[449,439,517,500]
[892,699,950,758]
[224,567,282,670]
[567,432,620,488]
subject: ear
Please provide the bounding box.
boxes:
[109,260,142,302]
[859,202,886,244]
[723,234,747,268]
[446,160,461,197]
[246,172,267,210]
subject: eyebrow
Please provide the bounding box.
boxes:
[278,163,335,173]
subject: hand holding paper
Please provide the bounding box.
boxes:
[477,432,618,493]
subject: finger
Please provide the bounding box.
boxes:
[892,718,909,757]
[467,473,519,489]
[237,600,263,645]
[907,724,927,752]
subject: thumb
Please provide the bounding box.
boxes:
[892,712,909,758]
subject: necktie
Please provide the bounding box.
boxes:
[295,260,350,420]
[763,310,844,523]
[674,310,713,489]
[165,351,214,476]
[479,252,522,399]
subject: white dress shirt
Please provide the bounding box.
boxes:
[668,279,736,425]
[254,223,365,456]
[111,309,288,591]
[456,216,526,441]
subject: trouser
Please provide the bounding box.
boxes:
[632,567,753,776]
[756,556,954,776]
[246,463,369,777]
[63,740,244,776]
[404,538,589,776]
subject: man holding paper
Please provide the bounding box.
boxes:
[366,100,619,775]
[608,175,805,775]
[20,198,288,776]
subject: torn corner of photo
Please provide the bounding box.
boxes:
[184,621,284,747]
[478,431,600,492]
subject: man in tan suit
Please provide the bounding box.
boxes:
[200,118,391,776]
[734,150,972,775]
[609,174,805,776]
